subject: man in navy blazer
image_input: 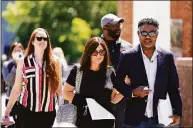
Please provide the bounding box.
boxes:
[115,18,182,127]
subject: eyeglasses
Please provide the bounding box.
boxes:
[36,37,48,41]
[92,50,106,56]
[140,31,157,37]
[106,23,122,29]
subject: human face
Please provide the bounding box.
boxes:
[12,45,24,60]
[91,45,105,65]
[12,45,23,53]
[106,22,123,40]
[138,24,158,50]
[33,31,48,51]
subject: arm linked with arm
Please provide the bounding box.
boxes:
[111,88,124,104]
[115,53,135,98]
[110,71,124,104]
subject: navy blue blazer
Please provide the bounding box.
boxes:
[115,44,182,125]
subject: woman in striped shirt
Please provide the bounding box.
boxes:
[4,28,62,128]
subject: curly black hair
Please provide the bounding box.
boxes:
[138,18,159,30]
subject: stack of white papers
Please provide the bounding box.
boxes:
[86,98,115,120]
[157,94,173,126]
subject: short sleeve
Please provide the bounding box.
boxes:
[66,65,77,87]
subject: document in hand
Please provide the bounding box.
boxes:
[86,98,115,120]
[157,93,173,126]
[1,116,15,126]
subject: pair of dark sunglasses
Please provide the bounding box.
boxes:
[92,50,106,56]
[106,23,121,29]
[36,37,48,41]
[140,31,157,37]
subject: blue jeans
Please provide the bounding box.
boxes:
[122,117,181,128]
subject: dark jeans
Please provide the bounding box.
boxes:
[122,117,181,128]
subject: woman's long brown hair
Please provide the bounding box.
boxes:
[79,37,110,74]
[25,28,60,93]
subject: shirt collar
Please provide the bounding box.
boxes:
[140,45,158,62]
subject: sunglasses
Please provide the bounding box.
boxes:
[106,23,122,29]
[140,31,157,37]
[92,50,106,56]
[36,37,48,41]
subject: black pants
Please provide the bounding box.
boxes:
[76,106,114,128]
[17,104,56,128]
[5,99,22,128]
[112,98,126,128]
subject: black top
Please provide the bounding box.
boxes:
[66,65,115,114]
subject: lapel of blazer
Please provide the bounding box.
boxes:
[153,47,164,117]
[134,45,149,86]
[154,47,164,94]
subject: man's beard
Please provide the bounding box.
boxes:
[107,29,121,40]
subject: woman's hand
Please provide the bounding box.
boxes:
[124,75,131,85]
[111,88,124,104]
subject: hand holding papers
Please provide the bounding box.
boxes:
[86,98,115,120]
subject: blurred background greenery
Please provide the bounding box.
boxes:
[2,1,117,64]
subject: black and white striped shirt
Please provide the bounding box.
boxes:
[19,54,55,112]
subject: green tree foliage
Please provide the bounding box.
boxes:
[2,1,117,63]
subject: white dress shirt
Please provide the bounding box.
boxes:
[141,46,158,118]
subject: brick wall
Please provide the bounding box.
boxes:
[118,1,133,44]
[171,1,192,57]
[175,58,192,127]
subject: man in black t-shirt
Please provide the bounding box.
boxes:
[101,13,132,128]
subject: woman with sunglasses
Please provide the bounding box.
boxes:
[63,37,123,128]
[4,28,62,128]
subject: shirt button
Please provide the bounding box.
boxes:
[145,100,147,102]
